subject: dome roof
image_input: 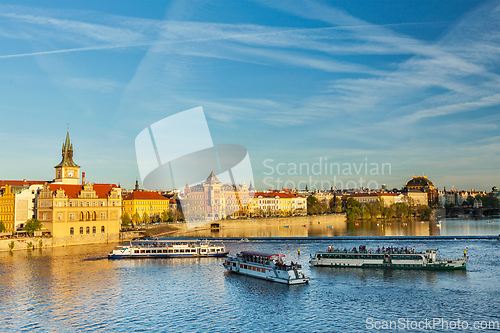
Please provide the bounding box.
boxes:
[406,176,434,189]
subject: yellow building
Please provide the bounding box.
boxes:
[122,190,171,221]
[36,131,122,245]
[248,192,307,216]
[0,184,15,233]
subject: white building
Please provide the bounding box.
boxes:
[14,184,43,231]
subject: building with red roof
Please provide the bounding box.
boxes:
[35,131,122,244]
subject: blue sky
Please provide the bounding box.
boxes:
[0,0,499,191]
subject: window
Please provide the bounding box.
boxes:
[101,226,105,233]
[100,213,105,219]
[92,226,96,234]
[86,226,90,234]
[70,227,74,235]
[69,214,75,220]
[86,212,90,220]
[79,227,83,235]
[58,213,62,220]
[42,213,47,220]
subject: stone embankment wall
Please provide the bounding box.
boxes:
[0,237,54,252]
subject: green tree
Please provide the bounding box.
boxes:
[132,212,141,224]
[329,195,342,213]
[142,213,150,224]
[417,205,432,220]
[121,212,132,227]
[366,202,380,220]
[361,205,371,220]
[161,210,171,222]
[392,203,409,218]
[346,198,361,209]
[346,206,362,221]
[0,221,6,233]
[24,218,43,236]
[475,194,500,208]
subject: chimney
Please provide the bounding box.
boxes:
[82,172,86,185]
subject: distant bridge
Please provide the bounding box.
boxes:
[446,207,500,218]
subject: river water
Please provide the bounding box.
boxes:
[1,219,500,332]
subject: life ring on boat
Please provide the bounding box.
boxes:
[368,249,373,253]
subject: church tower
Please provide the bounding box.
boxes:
[54,130,80,185]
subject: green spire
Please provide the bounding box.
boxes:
[55,130,79,167]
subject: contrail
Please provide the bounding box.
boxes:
[0,42,156,59]
[0,21,442,60]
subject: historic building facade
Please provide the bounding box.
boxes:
[122,190,171,221]
[405,175,439,207]
[36,131,122,245]
[0,185,15,233]
[181,172,253,221]
[249,191,307,216]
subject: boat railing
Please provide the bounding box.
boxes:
[325,248,424,255]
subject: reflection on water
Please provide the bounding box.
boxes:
[170,215,500,238]
[0,239,499,332]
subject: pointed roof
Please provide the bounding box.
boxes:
[55,130,79,168]
[205,171,220,184]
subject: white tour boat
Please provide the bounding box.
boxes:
[223,251,310,285]
[310,245,468,270]
[108,238,229,259]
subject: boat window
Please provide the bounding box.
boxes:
[174,250,179,253]
[210,249,215,252]
[191,249,196,253]
[146,250,151,253]
[180,249,184,253]
[140,250,145,253]
[169,250,173,253]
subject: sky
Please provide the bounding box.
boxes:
[0,0,499,191]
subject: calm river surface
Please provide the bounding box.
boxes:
[1,219,500,332]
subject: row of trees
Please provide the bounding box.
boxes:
[306,194,433,221]
[345,196,432,221]
[307,195,342,215]
[121,210,184,227]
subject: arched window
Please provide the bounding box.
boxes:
[92,211,97,221]
[70,227,74,235]
[86,211,90,221]
[101,226,105,233]
[86,226,90,234]
[79,227,83,235]
[80,211,84,221]
[92,226,96,234]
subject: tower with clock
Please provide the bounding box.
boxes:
[54,130,80,185]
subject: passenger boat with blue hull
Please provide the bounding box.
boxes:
[108,239,229,259]
[223,251,310,285]
[310,246,468,270]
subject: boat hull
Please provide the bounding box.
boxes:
[310,261,466,270]
[109,252,229,259]
[223,258,309,285]
[108,239,229,259]
[310,249,468,271]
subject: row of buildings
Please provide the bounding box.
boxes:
[1,131,497,246]
[0,131,307,245]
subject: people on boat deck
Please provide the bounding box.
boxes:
[326,245,423,255]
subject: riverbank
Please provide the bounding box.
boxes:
[0,237,53,252]
[169,214,347,238]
